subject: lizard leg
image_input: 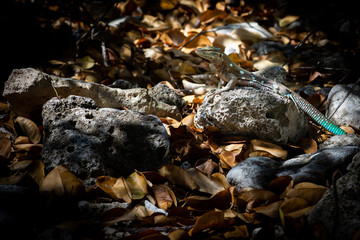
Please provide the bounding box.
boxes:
[216,77,238,93]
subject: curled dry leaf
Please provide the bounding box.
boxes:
[280,197,308,215]
[126,171,149,200]
[286,182,327,205]
[100,208,136,227]
[297,138,317,154]
[153,184,177,210]
[96,176,131,203]
[15,116,41,144]
[187,168,225,195]
[158,164,197,191]
[189,210,225,236]
[39,165,84,198]
[185,187,234,210]
[252,200,284,218]
[248,139,287,160]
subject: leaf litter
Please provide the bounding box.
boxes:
[0,0,359,239]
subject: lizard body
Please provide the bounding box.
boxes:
[195,47,346,135]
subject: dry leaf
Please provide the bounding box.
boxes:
[249,139,287,160]
[252,200,284,218]
[224,225,249,238]
[158,164,197,191]
[189,211,225,236]
[153,184,177,210]
[39,165,84,197]
[186,168,225,195]
[238,188,279,207]
[100,207,136,226]
[126,171,149,200]
[0,132,11,161]
[286,182,327,205]
[195,158,217,175]
[96,176,132,203]
[297,138,317,154]
[185,187,234,210]
[15,116,41,144]
[280,197,308,215]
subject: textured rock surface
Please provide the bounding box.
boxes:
[42,95,170,185]
[148,83,187,110]
[308,152,360,240]
[3,68,181,119]
[326,84,360,129]
[227,145,360,191]
[194,88,309,144]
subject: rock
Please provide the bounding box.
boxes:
[194,88,309,144]
[3,68,181,120]
[319,134,360,149]
[226,157,281,190]
[226,146,360,191]
[308,152,360,240]
[42,95,170,185]
[148,83,187,110]
[326,84,360,129]
[255,65,286,84]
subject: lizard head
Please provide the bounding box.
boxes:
[195,47,225,67]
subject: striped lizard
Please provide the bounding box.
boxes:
[195,46,346,135]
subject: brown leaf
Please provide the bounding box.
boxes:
[280,197,308,215]
[217,143,246,168]
[200,9,227,24]
[224,225,249,238]
[153,184,177,210]
[296,138,317,154]
[252,200,284,218]
[15,116,41,144]
[96,176,132,203]
[195,158,217,175]
[249,139,287,160]
[126,171,149,200]
[186,168,225,194]
[266,175,293,196]
[158,165,197,191]
[0,132,11,161]
[189,211,225,236]
[14,136,30,144]
[286,182,327,205]
[100,208,136,226]
[168,229,189,240]
[238,188,279,206]
[39,165,84,198]
[185,187,234,210]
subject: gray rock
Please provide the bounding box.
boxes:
[194,88,309,144]
[3,68,181,120]
[308,152,360,240]
[42,95,170,185]
[326,84,360,129]
[226,146,360,191]
[319,134,360,149]
[226,157,281,190]
[255,65,286,84]
[148,83,187,110]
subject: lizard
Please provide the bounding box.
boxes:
[195,46,346,135]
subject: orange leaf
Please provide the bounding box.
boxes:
[126,172,149,200]
[185,187,234,210]
[296,138,317,154]
[0,132,11,161]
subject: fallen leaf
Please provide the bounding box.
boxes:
[296,138,317,154]
[195,158,217,175]
[249,139,287,160]
[15,116,41,144]
[185,187,234,210]
[189,211,225,236]
[252,200,284,218]
[153,184,177,210]
[280,197,308,215]
[39,165,84,198]
[158,165,197,191]
[286,182,327,205]
[101,207,136,226]
[96,176,132,203]
[186,168,225,194]
[0,132,11,161]
[126,171,149,200]
[224,225,249,238]
[238,188,279,206]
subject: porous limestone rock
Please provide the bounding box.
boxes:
[326,84,360,129]
[194,88,309,144]
[3,68,182,119]
[41,95,170,185]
